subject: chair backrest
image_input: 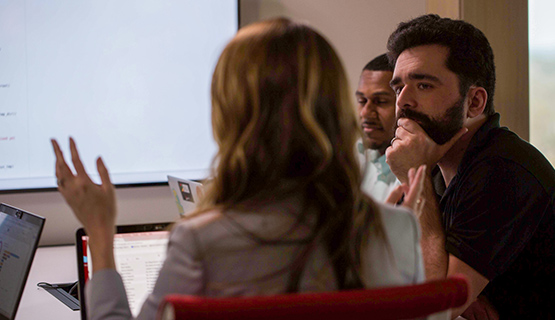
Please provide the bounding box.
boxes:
[156,276,468,320]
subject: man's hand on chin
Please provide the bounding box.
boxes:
[385,118,467,182]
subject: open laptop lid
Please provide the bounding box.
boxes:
[0,203,45,320]
[167,175,204,217]
[75,222,171,320]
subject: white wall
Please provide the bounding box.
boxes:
[0,0,425,246]
[240,0,426,96]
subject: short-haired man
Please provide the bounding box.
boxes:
[355,54,398,201]
[386,14,554,318]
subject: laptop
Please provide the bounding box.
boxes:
[167,175,204,217]
[75,222,171,319]
[0,203,45,320]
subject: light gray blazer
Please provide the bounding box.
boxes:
[86,200,424,320]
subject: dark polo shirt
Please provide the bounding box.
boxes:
[436,113,555,318]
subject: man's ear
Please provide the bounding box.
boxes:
[466,86,488,118]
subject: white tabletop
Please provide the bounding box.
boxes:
[16,245,80,320]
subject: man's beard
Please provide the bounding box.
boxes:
[397,97,465,145]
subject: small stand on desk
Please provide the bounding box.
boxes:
[37,281,80,311]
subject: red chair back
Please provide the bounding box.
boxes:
[157,276,468,320]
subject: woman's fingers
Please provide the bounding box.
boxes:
[51,139,74,183]
[69,137,93,183]
[51,138,117,243]
[97,157,113,191]
[52,137,100,190]
[396,165,426,212]
[385,184,406,205]
[385,164,426,213]
[408,167,416,184]
[51,139,68,172]
[404,164,426,209]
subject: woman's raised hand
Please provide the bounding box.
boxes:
[385,164,426,216]
[51,137,117,241]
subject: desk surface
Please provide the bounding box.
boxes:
[17,245,80,320]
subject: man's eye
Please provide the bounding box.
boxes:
[418,83,432,90]
[357,98,367,105]
[393,87,403,95]
[373,98,390,105]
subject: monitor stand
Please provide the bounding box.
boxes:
[37,281,80,311]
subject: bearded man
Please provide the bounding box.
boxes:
[386,14,555,319]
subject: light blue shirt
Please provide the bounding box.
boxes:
[357,140,400,202]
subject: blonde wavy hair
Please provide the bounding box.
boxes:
[197,18,382,289]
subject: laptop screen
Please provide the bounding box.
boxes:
[0,203,45,320]
[76,223,170,318]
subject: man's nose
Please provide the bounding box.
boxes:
[396,86,416,110]
[360,101,378,118]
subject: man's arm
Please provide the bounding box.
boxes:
[417,174,492,319]
[448,255,492,319]
[387,177,491,319]
[416,172,448,280]
[385,118,493,318]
